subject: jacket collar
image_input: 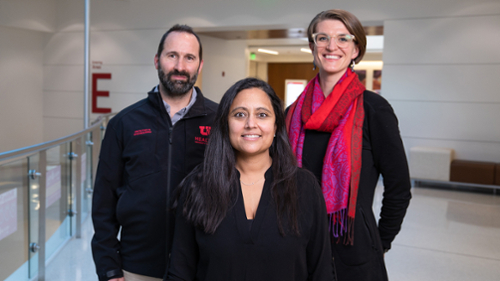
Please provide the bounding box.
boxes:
[147,86,208,118]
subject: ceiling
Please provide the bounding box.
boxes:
[197,26,383,40]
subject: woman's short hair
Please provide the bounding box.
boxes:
[307,9,367,64]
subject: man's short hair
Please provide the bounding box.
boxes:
[156,24,203,60]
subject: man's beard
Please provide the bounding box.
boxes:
[158,65,198,97]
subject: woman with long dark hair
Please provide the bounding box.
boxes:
[166,78,334,281]
[286,9,412,281]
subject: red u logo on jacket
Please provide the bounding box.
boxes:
[199,126,211,136]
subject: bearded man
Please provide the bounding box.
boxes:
[91,24,218,281]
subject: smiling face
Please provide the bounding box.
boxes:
[228,88,277,160]
[310,19,359,81]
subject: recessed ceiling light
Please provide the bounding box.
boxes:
[258,48,279,55]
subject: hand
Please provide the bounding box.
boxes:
[109,278,124,281]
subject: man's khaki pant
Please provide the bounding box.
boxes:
[123,270,163,281]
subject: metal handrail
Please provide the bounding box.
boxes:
[0,113,116,164]
[0,112,116,281]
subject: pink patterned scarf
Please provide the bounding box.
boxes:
[286,69,365,244]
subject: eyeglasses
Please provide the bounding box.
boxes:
[312,33,355,48]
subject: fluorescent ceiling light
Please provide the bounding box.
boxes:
[357,61,383,68]
[300,48,311,54]
[258,48,278,55]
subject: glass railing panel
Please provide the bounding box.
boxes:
[91,127,102,192]
[0,158,29,281]
[69,140,77,236]
[44,144,71,259]
[27,154,40,278]
[81,134,92,222]
[0,112,113,281]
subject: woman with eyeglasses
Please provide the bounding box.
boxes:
[286,9,412,281]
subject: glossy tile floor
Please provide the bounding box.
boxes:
[42,182,500,280]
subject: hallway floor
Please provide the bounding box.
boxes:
[42,182,500,280]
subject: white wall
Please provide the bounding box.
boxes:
[0,0,56,32]
[0,0,55,152]
[43,30,85,140]
[383,14,500,161]
[0,26,45,152]
[199,35,248,102]
[44,28,162,135]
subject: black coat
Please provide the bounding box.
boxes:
[166,168,335,281]
[91,87,218,280]
[301,91,412,281]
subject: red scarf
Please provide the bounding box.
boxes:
[286,69,365,244]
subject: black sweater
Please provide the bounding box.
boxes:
[166,168,335,281]
[302,91,412,281]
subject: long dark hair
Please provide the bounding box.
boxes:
[179,77,299,235]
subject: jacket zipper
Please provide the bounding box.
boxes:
[165,125,174,273]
